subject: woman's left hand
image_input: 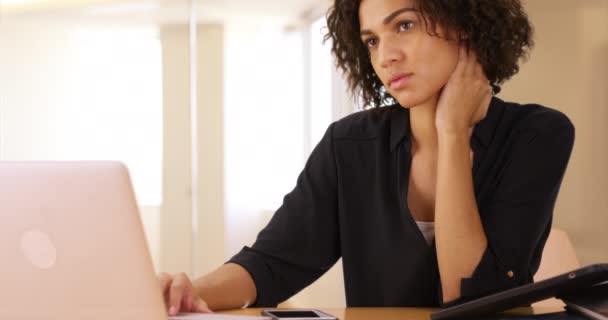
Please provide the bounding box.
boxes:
[435,45,492,135]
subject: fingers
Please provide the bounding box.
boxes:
[193,296,213,313]
[453,44,468,78]
[454,41,492,92]
[458,40,487,80]
[482,87,493,112]
[456,44,485,80]
[467,49,492,97]
[464,47,475,77]
[159,272,173,293]
[168,273,190,316]
[472,84,493,124]
[159,272,211,316]
[473,54,490,90]
[475,60,484,78]
[159,272,174,310]
[184,288,194,311]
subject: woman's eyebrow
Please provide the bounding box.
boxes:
[360,7,416,36]
[382,7,416,25]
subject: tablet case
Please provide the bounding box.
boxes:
[431,264,608,320]
[562,281,608,320]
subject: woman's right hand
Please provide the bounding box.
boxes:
[158,272,213,316]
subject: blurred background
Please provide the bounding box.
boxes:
[0,0,606,308]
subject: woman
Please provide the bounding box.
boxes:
[159,0,575,315]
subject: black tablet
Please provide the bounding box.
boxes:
[431,264,608,320]
[564,281,608,320]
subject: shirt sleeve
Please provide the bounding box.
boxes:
[443,114,575,306]
[227,123,341,307]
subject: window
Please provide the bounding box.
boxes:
[0,24,163,206]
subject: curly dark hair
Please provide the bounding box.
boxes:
[325,0,534,108]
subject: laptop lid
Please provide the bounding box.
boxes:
[0,161,167,320]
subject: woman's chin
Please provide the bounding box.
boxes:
[394,95,426,109]
[392,91,437,109]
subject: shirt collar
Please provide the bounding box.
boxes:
[471,96,503,149]
[389,105,411,151]
[389,96,503,152]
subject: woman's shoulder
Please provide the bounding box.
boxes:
[331,104,401,140]
[496,98,574,136]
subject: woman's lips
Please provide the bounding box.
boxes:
[389,74,413,90]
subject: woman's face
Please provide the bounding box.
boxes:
[359,0,460,108]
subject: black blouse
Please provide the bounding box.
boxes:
[228,97,575,307]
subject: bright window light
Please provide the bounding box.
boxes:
[1,0,49,5]
[0,25,163,206]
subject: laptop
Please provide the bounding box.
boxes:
[0,162,167,320]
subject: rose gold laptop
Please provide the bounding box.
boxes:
[0,162,167,320]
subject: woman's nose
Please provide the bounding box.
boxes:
[378,40,405,68]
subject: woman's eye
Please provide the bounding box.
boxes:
[364,38,378,48]
[398,21,414,32]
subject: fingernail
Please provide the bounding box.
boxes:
[169,306,177,316]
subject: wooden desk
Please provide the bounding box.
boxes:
[221,306,565,320]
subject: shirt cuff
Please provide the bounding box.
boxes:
[227,246,280,308]
[459,246,522,301]
[440,246,523,307]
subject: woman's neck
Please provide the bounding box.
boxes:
[409,96,439,152]
[408,95,475,154]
